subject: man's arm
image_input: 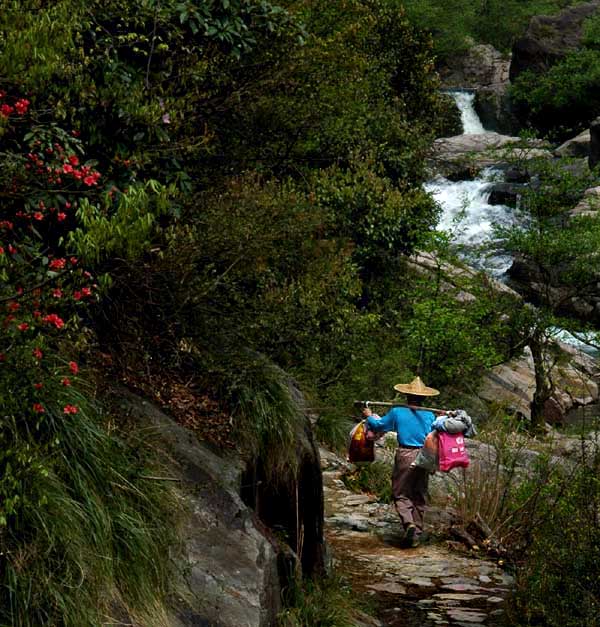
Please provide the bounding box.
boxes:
[362,407,395,433]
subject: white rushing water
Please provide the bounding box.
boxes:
[427,92,513,276]
[425,168,514,276]
[450,91,486,135]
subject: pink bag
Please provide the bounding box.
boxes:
[437,431,470,472]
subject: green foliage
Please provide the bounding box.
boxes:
[70,180,178,264]
[511,48,600,138]
[343,460,393,503]
[510,10,600,138]
[509,448,600,626]
[402,0,581,61]
[0,391,176,626]
[279,571,368,627]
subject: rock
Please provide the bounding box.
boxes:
[485,181,523,206]
[590,116,600,169]
[431,132,552,178]
[477,345,600,424]
[433,593,486,602]
[366,582,407,595]
[442,45,510,90]
[555,129,591,158]
[570,185,600,216]
[510,1,600,82]
[115,391,282,627]
[113,387,327,627]
[445,608,488,623]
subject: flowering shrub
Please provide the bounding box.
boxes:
[0,96,102,525]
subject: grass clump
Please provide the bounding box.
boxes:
[278,572,371,627]
[0,389,176,627]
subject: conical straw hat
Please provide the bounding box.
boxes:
[393,376,439,397]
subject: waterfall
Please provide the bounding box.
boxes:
[425,169,513,277]
[450,91,486,135]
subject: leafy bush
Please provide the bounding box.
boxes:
[508,445,600,626]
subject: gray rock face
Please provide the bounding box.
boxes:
[441,44,517,134]
[510,0,600,82]
[116,392,282,627]
[555,129,591,158]
[113,390,325,627]
[431,133,552,178]
[442,45,510,91]
[477,346,599,423]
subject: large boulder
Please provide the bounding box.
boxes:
[111,389,325,627]
[442,44,510,90]
[430,132,552,179]
[510,0,600,82]
[478,344,599,424]
[555,129,592,158]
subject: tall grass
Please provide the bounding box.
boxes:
[228,353,306,481]
[0,388,176,626]
[278,572,368,627]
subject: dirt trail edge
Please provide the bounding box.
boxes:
[321,448,514,627]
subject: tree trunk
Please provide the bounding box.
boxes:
[529,332,551,433]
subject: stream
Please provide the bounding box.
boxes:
[426,91,514,277]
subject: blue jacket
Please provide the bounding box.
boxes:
[366,407,435,447]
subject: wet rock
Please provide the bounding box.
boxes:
[431,133,551,178]
[434,593,487,602]
[486,181,523,206]
[555,129,591,158]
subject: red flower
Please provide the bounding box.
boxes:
[33,403,45,414]
[34,382,43,390]
[63,404,78,415]
[49,258,66,270]
[68,155,79,166]
[61,377,71,386]
[32,347,43,359]
[70,257,78,266]
[14,98,30,115]
[17,322,29,331]
[69,361,79,374]
[73,290,82,301]
[81,287,92,297]
[33,212,44,221]
[8,245,16,254]
[62,163,73,174]
[43,313,65,329]
[0,103,13,118]
[57,212,67,222]
[7,301,20,312]
[0,247,4,255]
[52,288,63,298]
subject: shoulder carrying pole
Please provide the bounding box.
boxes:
[353,400,449,415]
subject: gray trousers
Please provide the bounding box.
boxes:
[391,447,429,534]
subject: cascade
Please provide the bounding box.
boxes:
[427,91,513,276]
[450,91,486,135]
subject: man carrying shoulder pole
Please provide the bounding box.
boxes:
[361,376,444,548]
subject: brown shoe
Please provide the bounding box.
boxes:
[405,524,419,547]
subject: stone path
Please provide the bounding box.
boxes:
[321,449,514,626]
